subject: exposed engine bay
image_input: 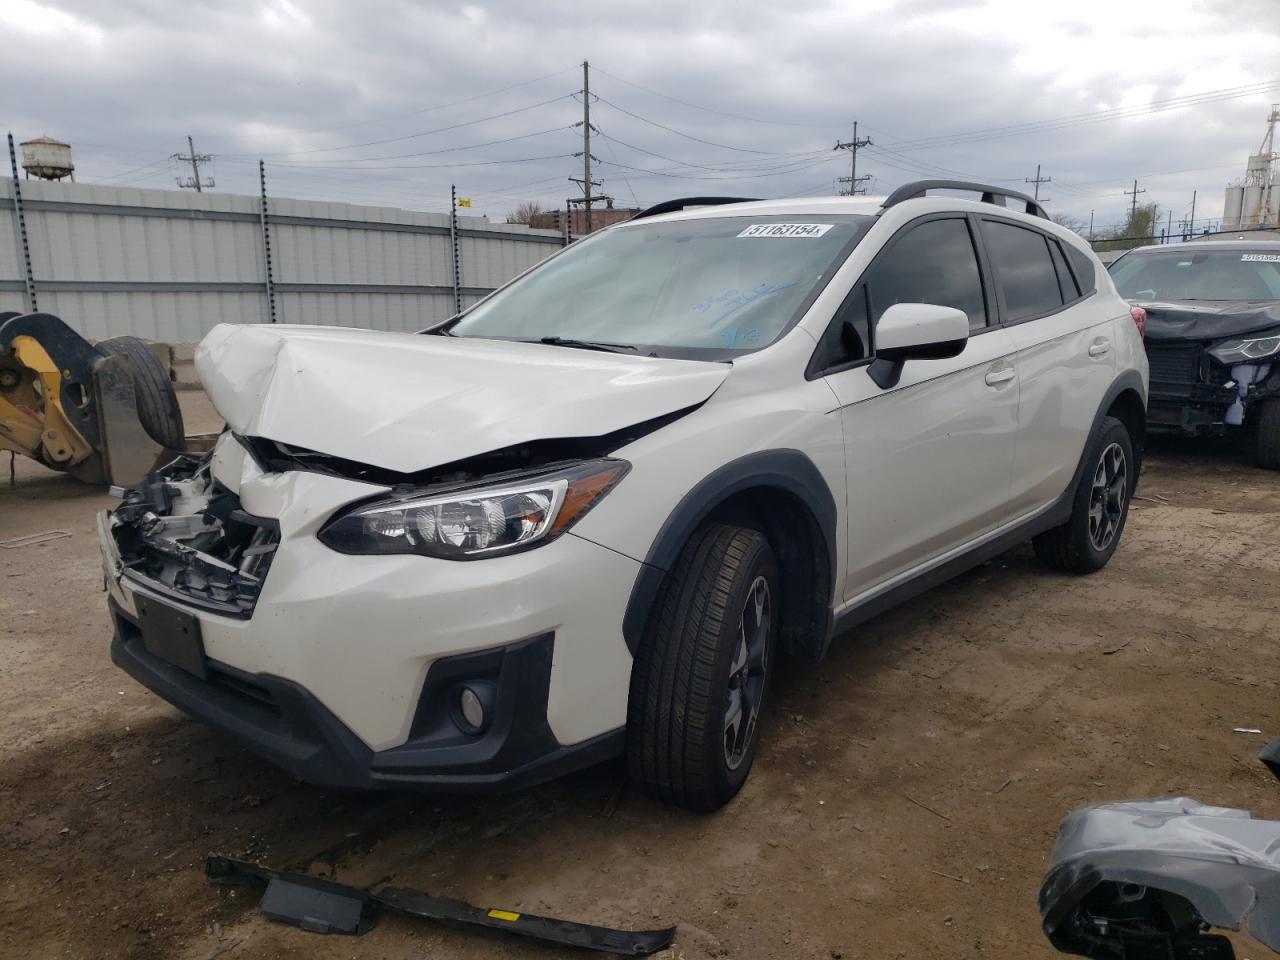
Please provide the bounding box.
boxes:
[109,454,279,618]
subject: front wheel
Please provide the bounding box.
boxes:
[1256,397,1280,470]
[626,523,779,812]
[1033,416,1135,574]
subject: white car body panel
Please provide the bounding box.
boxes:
[825,326,1021,597]
[196,323,730,473]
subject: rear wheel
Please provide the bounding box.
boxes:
[1256,397,1280,470]
[96,336,185,450]
[1033,416,1134,574]
[626,523,779,812]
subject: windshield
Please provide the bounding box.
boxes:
[1111,248,1280,302]
[447,214,872,358]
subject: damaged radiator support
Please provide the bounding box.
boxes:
[206,855,677,956]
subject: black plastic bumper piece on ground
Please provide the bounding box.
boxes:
[207,855,678,956]
[109,598,624,792]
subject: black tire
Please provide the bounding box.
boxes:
[627,523,779,812]
[1256,398,1280,470]
[95,336,185,450]
[1033,416,1134,574]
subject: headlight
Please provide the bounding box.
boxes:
[318,459,629,559]
[1208,329,1280,365]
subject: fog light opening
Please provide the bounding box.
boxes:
[454,684,488,735]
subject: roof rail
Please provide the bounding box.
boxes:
[882,180,1050,220]
[631,197,760,221]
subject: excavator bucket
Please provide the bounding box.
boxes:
[0,311,208,488]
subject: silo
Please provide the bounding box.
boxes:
[19,136,74,181]
[1243,183,1264,226]
[1223,185,1244,229]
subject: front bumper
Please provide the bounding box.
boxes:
[108,597,623,791]
[100,445,643,788]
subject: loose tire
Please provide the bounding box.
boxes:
[96,336,185,450]
[627,523,779,812]
[1256,397,1280,470]
[1033,416,1134,574]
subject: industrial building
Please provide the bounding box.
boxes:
[2,156,563,342]
[1221,105,1279,231]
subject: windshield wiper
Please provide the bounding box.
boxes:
[538,336,637,353]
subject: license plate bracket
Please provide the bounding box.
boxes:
[136,595,207,679]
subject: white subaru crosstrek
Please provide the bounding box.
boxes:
[101,181,1148,811]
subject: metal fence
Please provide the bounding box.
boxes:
[0,178,563,342]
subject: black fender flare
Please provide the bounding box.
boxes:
[1067,369,1147,496]
[620,448,838,658]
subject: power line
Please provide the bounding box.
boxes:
[596,154,839,182]
[590,65,843,128]
[592,95,822,156]
[312,65,579,134]
[880,79,1280,151]
[229,126,573,166]
[230,93,576,158]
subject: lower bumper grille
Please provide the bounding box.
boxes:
[1146,342,1203,396]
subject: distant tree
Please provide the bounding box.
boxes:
[1050,212,1087,236]
[1093,203,1160,253]
[506,201,545,225]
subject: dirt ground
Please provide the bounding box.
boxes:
[3,393,1279,960]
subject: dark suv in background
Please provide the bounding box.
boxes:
[1110,240,1280,467]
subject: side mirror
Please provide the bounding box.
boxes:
[869,302,969,389]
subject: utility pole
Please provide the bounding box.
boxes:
[1124,179,1146,222]
[172,135,214,191]
[1088,209,1095,241]
[581,61,591,232]
[834,121,872,195]
[1189,190,1197,238]
[568,61,609,234]
[1025,163,1051,201]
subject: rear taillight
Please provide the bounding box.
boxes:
[1129,306,1147,337]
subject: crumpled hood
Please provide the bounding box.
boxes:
[1133,298,1280,342]
[195,324,729,473]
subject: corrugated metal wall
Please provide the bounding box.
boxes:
[0,179,562,342]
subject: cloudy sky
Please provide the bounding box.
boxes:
[4,0,1278,233]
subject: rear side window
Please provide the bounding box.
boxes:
[1065,243,1097,294]
[865,218,988,331]
[1048,238,1080,301]
[979,220,1064,321]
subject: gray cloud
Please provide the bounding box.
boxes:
[2,0,1277,233]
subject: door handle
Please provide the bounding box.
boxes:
[984,366,1016,386]
[1088,338,1111,358]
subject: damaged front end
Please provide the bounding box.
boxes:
[1040,795,1280,959]
[106,453,279,618]
[1140,302,1280,434]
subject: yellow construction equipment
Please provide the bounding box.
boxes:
[1,311,202,487]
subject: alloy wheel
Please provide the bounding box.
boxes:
[1088,442,1128,551]
[724,575,771,770]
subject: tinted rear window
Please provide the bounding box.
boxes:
[980,220,1064,321]
[1065,244,1096,294]
[1048,238,1079,301]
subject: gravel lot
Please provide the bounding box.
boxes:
[3,393,1279,959]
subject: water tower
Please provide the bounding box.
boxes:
[19,136,74,181]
